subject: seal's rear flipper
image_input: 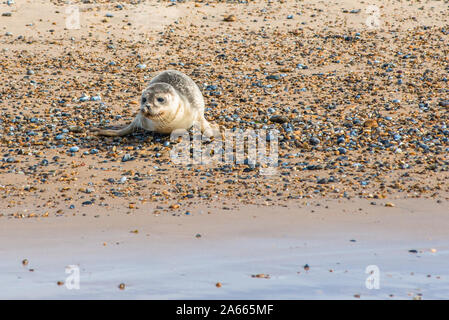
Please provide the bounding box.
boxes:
[200,117,220,138]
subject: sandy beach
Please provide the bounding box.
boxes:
[0,0,448,299]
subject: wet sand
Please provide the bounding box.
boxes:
[1,198,448,299]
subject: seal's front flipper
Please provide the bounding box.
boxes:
[94,118,140,137]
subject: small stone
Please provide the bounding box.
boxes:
[439,100,449,108]
[79,94,90,102]
[69,146,79,153]
[118,283,125,290]
[309,137,320,146]
[85,188,94,194]
[363,119,378,128]
[251,274,270,279]
[22,259,28,266]
[122,154,133,162]
[266,75,280,80]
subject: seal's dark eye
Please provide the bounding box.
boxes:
[142,97,147,104]
[157,97,165,103]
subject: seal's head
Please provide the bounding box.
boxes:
[140,83,179,120]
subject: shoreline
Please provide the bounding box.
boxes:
[1,198,448,299]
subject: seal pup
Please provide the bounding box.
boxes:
[94,70,215,136]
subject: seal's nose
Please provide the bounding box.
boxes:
[144,104,153,114]
[141,106,150,114]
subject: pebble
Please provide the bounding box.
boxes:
[439,101,449,108]
[269,115,288,124]
[79,94,90,102]
[223,15,236,22]
[122,154,133,162]
[309,137,320,146]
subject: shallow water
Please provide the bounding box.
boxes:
[2,230,448,299]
